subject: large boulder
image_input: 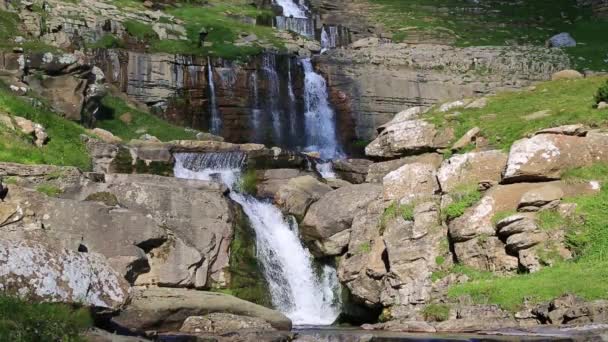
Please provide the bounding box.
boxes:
[256,169,312,198]
[332,158,373,184]
[0,239,129,310]
[179,313,275,334]
[78,174,236,288]
[366,119,453,158]
[503,132,608,182]
[382,163,439,203]
[547,33,576,48]
[112,287,292,332]
[274,175,332,221]
[437,150,508,193]
[301,183,382,241]
[366,153,443,183]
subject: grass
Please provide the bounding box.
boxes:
[442,184,482,221]
[448,163,608,311]
[237,169,258,195]
[426,77,608,151]
[0,85,91,170]
[96,96,197,142]
[422,304,451,322]
[36,184,63,197]
[595,79,608,104]
[367,0,608,70]
[379,201,415,234]
[123,20,158,41]
[358,242,371,254]
[0,295,92,342]
[88,34,125,49]
[0,9,61,53]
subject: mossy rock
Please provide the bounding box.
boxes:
[85,192,119,207]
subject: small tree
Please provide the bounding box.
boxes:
[595,79,608,105]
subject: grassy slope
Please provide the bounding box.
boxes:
[0,295,92,341]
[369,0,608,70]
[96,96,197,142]
[448,164,608,312]
[0,86,91,170]
[426,76,608,151]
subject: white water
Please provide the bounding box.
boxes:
[301,59,343,160]
[316,161,336,179]
[321,26,339,52]
[274,0,308,18]
[174,152,341,326]
[287,60,298,137]
[275,16,314,37]
[249,72,263,142]
[262,54,283,144]
[207,57,222,135]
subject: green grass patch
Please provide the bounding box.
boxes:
[367,0,608,70]
[36,184,63,197]
[123,20,158,41]
[0,85,91,170]
[422,304,450,322]
[0,295,92,341]
[426,77,608,151]
[0,9,61,53]
[237,169,258,195]
[88,34,125,49]
[379,201,415,234]
[596,79,608,105]
[449,164,608,311]
[96,96,196,142]
[358,242,371,254]
[442,184,482,221]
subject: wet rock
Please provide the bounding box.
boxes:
[362,320,436,333]
[0,238,129,310]
[333,158,373,184]
[437,150,507,193]
[112,287,292,333]
[382,163,439,203]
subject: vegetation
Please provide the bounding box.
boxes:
[123,20,158,41]
[0,295,92,341]
[88,34,125,49]
[442,185,482,221]
[368,0,608,70]
[36,184,63,197]
[595,79,608,104]
[96,96,197,142]
[491,210,518,227]
[0,9,58,53]
[422,304,450,322]
[0,85,91,170]
[448,163,608,311]
[379,201,415,233]
[426,77,608,151]
[237,169,258,195]
[358,242,371,254]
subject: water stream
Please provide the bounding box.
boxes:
[207,57,222,135]
[174,152,341,326]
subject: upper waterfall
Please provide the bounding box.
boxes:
[274,0,308,18]
[174,152,341,326]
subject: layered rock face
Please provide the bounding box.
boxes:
[316,43,570,141]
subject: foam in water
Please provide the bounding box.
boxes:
[207,57,222,135]
[274,0,308,18]
[174,152,341,326]
[275,16,314,37]
[301,58,343,160]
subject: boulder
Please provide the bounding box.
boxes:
[382,163,439,203]
[439,99,471,112]
[496,214,538,237]
[112,287,292,332]
[301,183,382,241]
[366,153,443,183]
[505,232,547,253]
[332,158,373,184]
[13,116,48,147]
[435,305,516,332]
[437,150,508,193]
[366,119,453,158]
[0,238,129,310]
[179,313,275,334]
[547,33,577,48]
[275,175,333,221]
[551,70,584,80]
[376,106,426,134]
[503,133,608,182]
[453,236,519,273]
[518,183,564,211]
[27,74,87,121]
[90,128,122,144]
[465,97,488,109]
[535,124,587,136]
[362,320,436,333]
[451,127,480,150]
[256,169,312,198]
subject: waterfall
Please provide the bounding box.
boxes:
[321,26,339,52]
[275,16,314,37]
[174,152,341,326]
[249,71,262,142]
[274,0,308,18]
[262,54,282,144]
[287,59,298,137]
[301,59,343,160]
[207,57,222,135]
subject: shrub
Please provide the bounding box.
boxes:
[422,304,450,322]
[0,295,92,341]
[379,202,415,234]
[238,169,257,195]
[594,79,608,104]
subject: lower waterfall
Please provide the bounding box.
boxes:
[174,152,342,326]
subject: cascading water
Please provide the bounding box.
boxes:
[301,58,343,160]
[273,0,313,37]
[274,0,308,18]
[207,57,222,135]
[174,152,341,326]
[249,72,262,142]
[287,60,298,137]
[262,54,283,144]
